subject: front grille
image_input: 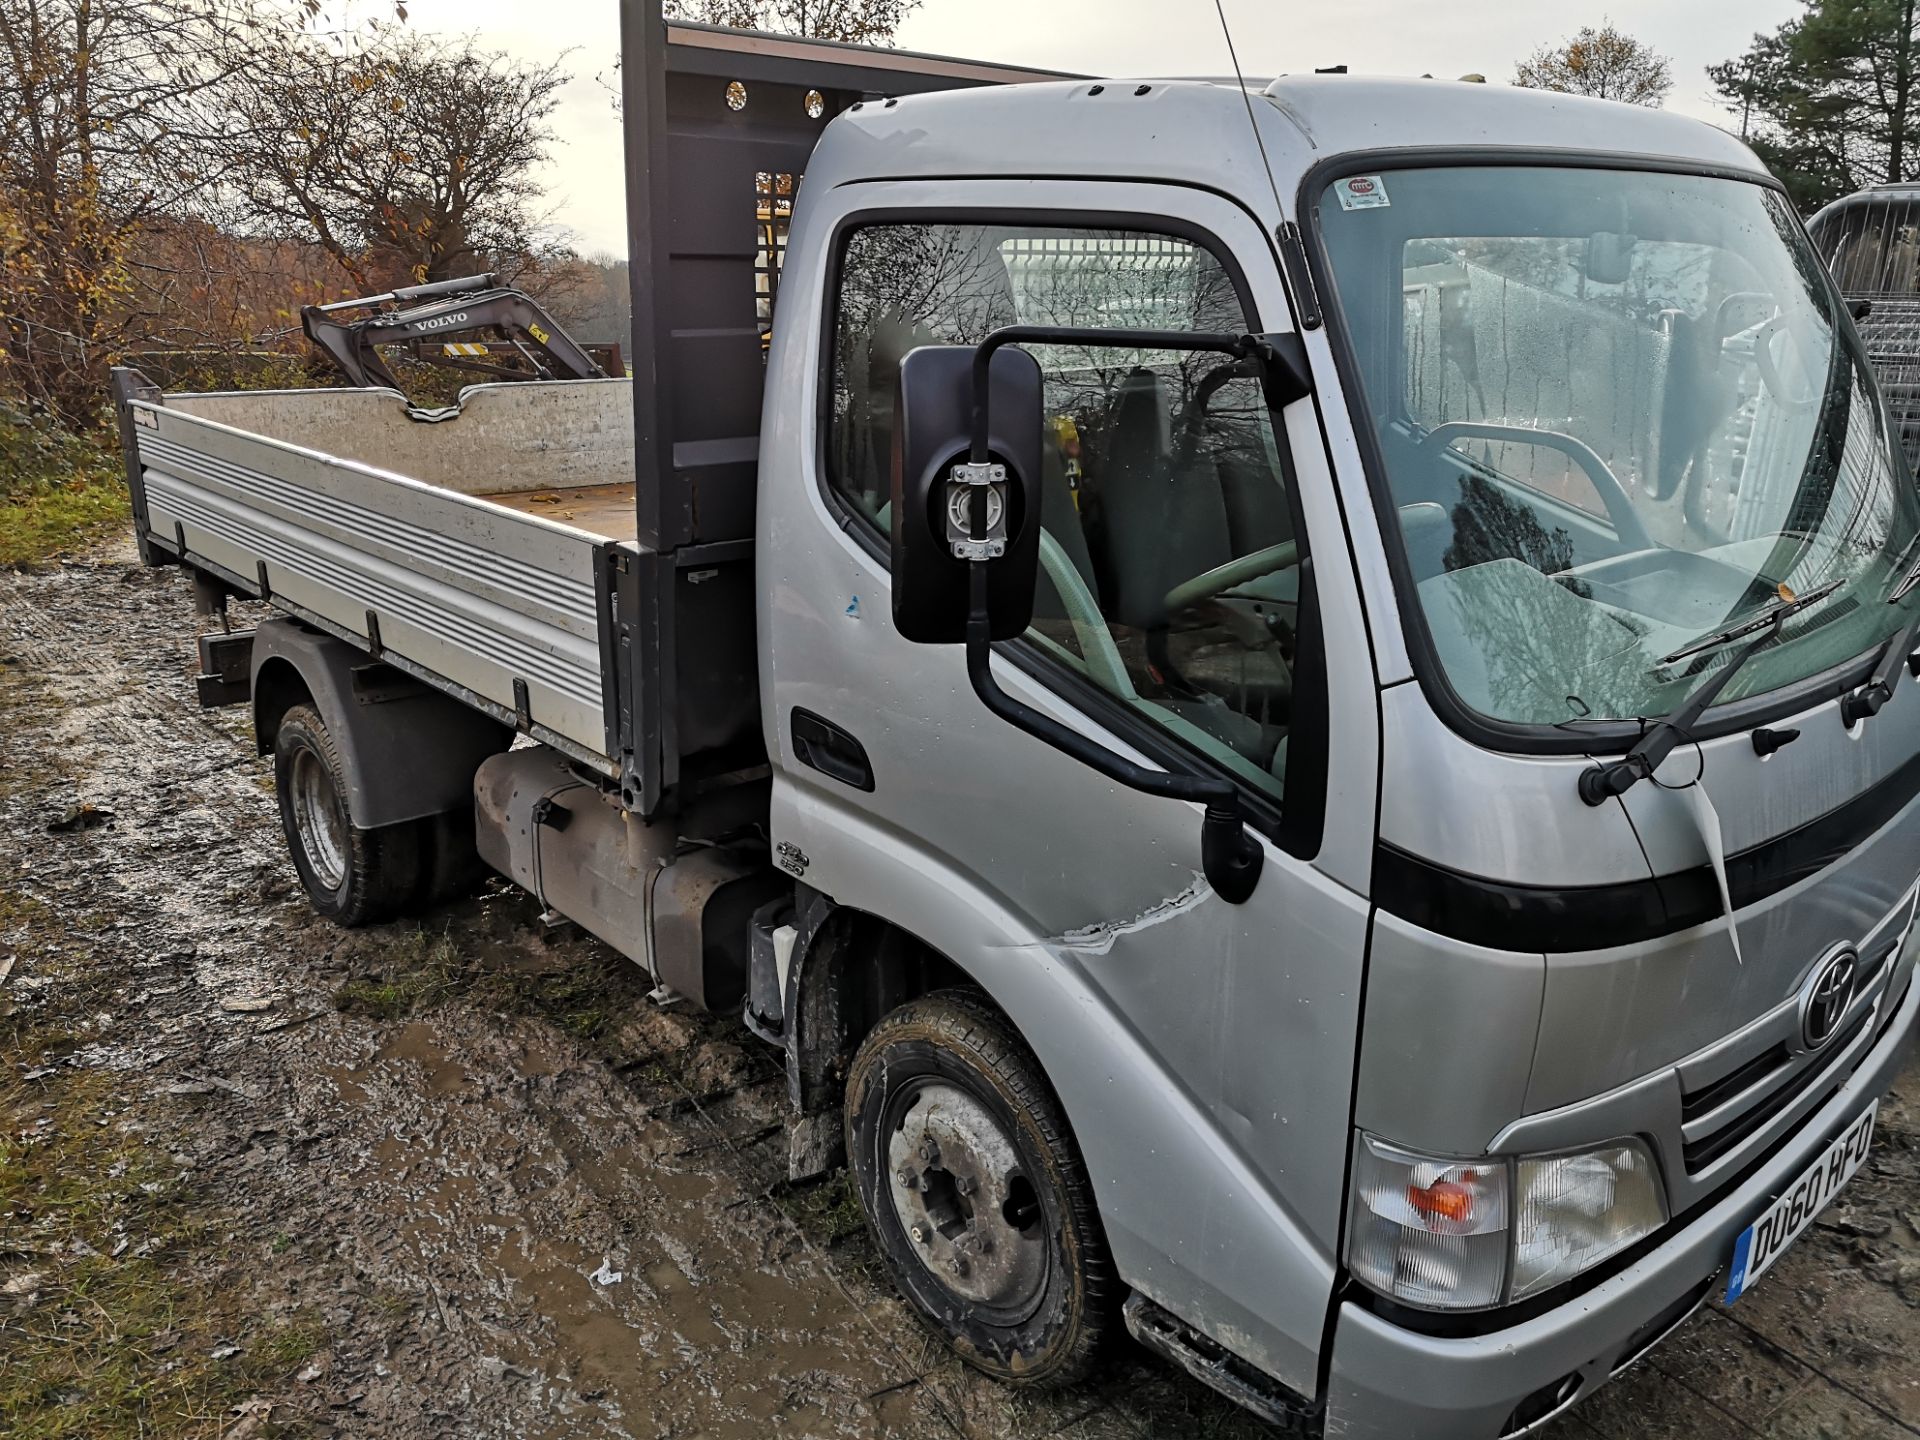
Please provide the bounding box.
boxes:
[1681,1044,1791,1127]
[1681,1008,1872,1172]
[1878,973,1912,1044]
[1855,929,1901,991]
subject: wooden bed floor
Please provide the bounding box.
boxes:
[488,483,639,540]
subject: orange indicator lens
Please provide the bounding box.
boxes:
[1407,1174,1477,1225]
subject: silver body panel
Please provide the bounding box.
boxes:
[128,384,625,759]
[1376,681,1652,886]
[1532,786,1920,1110]
[759,172,1380,1397]
[1354,912,1545,1157]
[762,74,1920,1436]
[1330,949,1917,1439]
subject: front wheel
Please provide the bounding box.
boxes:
[844,990,1115,1387]
[273,704,421,926]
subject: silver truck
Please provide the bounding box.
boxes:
[113,10,1920,1436]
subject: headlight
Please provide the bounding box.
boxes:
[1512,1143,1667,1299]
[1347,1133,1666,1311]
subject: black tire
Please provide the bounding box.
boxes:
[273,704,421,926]
[844,989,1116,1388]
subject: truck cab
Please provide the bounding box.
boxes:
[113,18,1920,1438]
[764,70,1920,1438]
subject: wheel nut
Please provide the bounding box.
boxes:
[954,1175,976,1196]
[951,1257,970,1278]
[910,1225,928,1245]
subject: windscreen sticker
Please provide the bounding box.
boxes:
[1335,175,1391,210]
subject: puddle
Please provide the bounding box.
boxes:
[376,1020,470,1096]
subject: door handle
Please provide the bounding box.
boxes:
[791,708,875,792]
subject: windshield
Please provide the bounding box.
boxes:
[1316,165,1920,729]
[1809,194,1920,297]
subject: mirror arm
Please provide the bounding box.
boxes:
[951,321,1296,905]
[969,325,1262,461]
[963,564,1265,904]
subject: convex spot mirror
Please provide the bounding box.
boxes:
[890,344,1045,644]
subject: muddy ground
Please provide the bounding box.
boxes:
[3,542,1919,1440]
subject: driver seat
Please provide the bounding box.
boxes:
[1097,367,1235,631]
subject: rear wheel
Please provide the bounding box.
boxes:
[274,704,420,926]
[844,989,1115,1388]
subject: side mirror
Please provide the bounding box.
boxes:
[890,344,1045,645]
[896,323,1270,906]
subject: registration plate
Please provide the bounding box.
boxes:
[1725,1101,1876,1304]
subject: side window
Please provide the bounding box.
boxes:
[827,221,1304,803]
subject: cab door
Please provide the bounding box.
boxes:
[758,177,1380,1395]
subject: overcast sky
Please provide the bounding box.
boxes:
[410,0,1802,256]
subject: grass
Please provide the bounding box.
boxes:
[0,409,127,570]
[332,927,463,1020]
[0,733,325,1438]
[0,1073,324,1440]
[332,918,632,1043]
[774,1169,869,1247]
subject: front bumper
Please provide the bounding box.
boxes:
[1322,959,1920,1440]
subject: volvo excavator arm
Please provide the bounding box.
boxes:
[301,273,608,397]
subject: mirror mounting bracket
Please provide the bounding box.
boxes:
[945,462,1009,561]
[1246,331,1313,410]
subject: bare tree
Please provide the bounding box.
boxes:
[0,0,285,424]
[0,0,411,425]
[217,32,568,289]
[1514,24,1673,107]
[538,251,633,361]
[666,0,920,45]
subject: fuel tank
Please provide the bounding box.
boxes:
[473,747,781,1012]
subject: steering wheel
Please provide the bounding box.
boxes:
[1753,315,1821,412]
[1164,540,1299,614]
[1418,420,1655,552]
[1162,502,1457,614]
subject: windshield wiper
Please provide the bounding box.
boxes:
[1891,550,1920,606]
[1656,579,1845,666]
[1839,602,1920,727]
[1579,582,1844,807]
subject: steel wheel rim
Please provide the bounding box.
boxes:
[883,1078,1050,1323]
[290,746,348,892]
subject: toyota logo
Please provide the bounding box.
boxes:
[1800,947,1859,1050]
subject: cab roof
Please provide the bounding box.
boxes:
[806,73,1769,216]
